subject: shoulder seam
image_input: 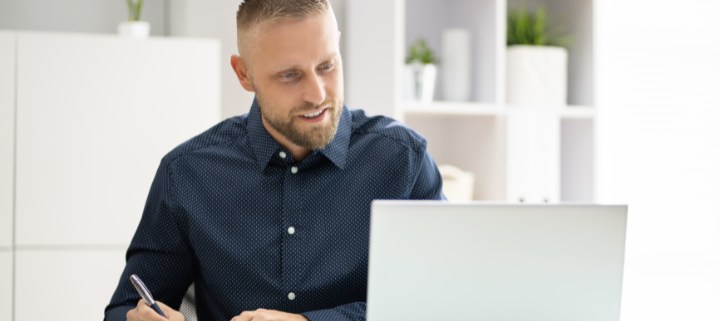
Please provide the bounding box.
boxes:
[165,117,249,167]
[354,130,426,153]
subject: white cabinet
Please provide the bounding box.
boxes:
[15,250,126,321]
[13,32,221,246]
[346,0,595,202]
[1,30,222,321]
[0,31,14,248]
[0,252,11,321]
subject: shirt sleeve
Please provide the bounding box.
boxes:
[409,147,446,200]
[104,157,197,321]
[301,302,367,321]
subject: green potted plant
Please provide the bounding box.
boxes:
[118,0,150,38]
[506,5,571,105]
[404,39,439,103]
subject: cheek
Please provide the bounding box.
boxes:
[262,82,299,111]
[325,71,343,97]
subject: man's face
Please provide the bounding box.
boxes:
[246,10,344,150]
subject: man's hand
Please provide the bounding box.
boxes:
[126,299,185,321]
[231,308,309,321]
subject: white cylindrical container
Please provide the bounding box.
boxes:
[506,45,568,105]
[117,21,151,39]
[441,29,471,101]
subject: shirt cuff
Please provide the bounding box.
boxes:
[302,308,348,321]
[301,302,366,321]
[104,305,135,321]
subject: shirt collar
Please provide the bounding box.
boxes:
[246,98,351,170]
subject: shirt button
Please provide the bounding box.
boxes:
[291,166,298,174]
[288,226,295,235]
[279,151,287,159]
[288,292,296,300]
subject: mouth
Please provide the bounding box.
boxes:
[297,107,329,123]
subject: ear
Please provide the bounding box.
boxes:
[230,54,255,92]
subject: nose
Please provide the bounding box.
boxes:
[302,71,326,106]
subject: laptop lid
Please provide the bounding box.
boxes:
[367,201,627,321]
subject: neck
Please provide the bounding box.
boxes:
[261,117,312,162]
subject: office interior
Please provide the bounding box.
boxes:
[0,0,718,320]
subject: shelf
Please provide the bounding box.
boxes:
[558,106,595,119]
[403,101,595,120]
[402,101,502,116]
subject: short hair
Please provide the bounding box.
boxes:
[236,0,333,60]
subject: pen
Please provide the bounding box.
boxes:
[130,274,167,319]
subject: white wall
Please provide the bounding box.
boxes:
[0,0,168,36]
[0,0,350,120]
[346,0,404,118]
[169,0,348,119]
[595,1,720,320]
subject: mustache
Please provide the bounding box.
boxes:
[291,99,337,114]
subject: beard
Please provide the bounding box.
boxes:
[254,83,344,151]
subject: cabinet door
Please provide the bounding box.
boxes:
[0,252,11,321]
[15,249,126,321]
[0,31,15,249]
[15,32,220,247]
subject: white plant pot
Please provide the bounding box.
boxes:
[118,21,150,39]
[506,45,567,105]
[404,62,437,103]
[441,28,471,101]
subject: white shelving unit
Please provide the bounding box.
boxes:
[347,0,595,203]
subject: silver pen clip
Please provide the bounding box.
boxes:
[130,274,156,306]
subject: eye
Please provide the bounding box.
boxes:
[283,72,295,78]
[322,64,333,70]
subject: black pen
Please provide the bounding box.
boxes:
[130,274,168,318]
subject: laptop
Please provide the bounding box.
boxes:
[366,201,627,321]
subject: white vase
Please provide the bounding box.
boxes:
[404,62,437,103]
[117,21,151,39]
[441,28,471,101]
[506,45,567,105]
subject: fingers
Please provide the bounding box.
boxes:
[126,302,140,321]
[157,301,185,321]
[134,299,170,321]
[230,309,307,321]
[231,309,258,321]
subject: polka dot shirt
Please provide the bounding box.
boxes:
[104,98,445,321]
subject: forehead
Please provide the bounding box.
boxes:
[252,10,339,71]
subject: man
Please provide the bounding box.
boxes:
[105,1,444,320]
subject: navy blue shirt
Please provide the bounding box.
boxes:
[105,99,444,321]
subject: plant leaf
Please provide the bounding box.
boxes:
[507,4,572,48]
[126,0,135,21]
[136,0,144,21]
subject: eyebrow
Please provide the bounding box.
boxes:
[273,53,339,74]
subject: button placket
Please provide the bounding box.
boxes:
[282,163,302,306]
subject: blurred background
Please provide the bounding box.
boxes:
[0,0,718,320]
